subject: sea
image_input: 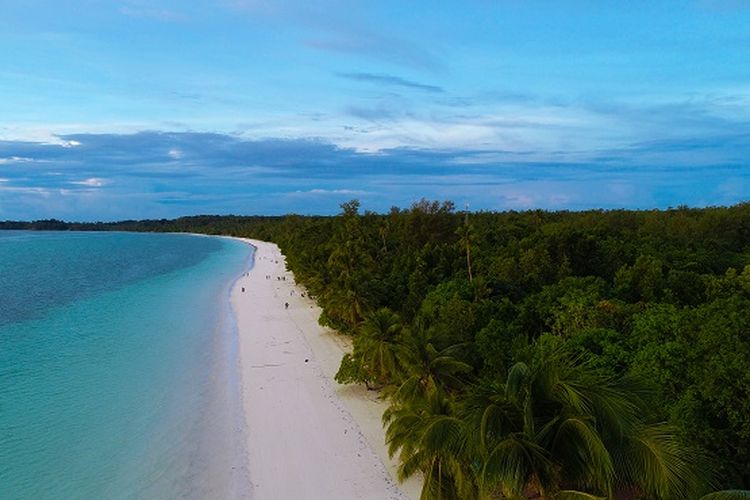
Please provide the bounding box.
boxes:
[0,231,253,499]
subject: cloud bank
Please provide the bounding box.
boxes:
[0,131,748,221]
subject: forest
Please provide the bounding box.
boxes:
[4,201,750,499]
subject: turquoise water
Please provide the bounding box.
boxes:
[0,231,252,499]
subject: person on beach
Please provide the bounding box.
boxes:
[284,302,289,309]
[242,287,245,292]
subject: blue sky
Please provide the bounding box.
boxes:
[1,0,749,220]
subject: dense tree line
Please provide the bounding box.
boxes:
[266,201,750,498]
[5,202,750,498]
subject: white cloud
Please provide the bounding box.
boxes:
[500,193,535,209]
[338,103,616,154]
[296,188,368,195]
[0,156,36,164]
[70,178,106,187]
[0,186,52,197]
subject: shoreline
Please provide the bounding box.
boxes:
[229,238,421,499]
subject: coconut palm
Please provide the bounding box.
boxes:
[456,217,474,284]
[352,308,410,386]
[384,388,478,500]
[390,327,473,404]
[318,281,373,333]
[463,348,710,499]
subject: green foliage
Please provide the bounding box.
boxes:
[337,308,410,388]
[700,491,750,500]
[390,328,473,404]
[475,313,526,375]
[384,389,477,500]
[17,200,750,494]
[389,344,710,499]
[614,254,665,302]
[335,352,372,387]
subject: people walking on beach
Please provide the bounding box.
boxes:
[242,287,245,292]
[284,302,289,309]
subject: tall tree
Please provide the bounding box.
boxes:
[456,208,474,284]
[342,308,409,387]
[384,390,477,500]
[464,347,710,499]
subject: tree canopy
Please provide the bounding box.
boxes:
[9,200,750,496]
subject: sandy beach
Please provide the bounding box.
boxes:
[230,239,421,500]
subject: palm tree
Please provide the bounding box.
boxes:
[384,389,478,499]
[456,213,474,284]
[461,375,553,498]
[352,308,410,386]
[378,221,389,255]
[463,348,710,499]
[391,327,473,404]
[319,288,365,332]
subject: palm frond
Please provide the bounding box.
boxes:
[549,417,614,496]
[700,491,750,500]
[421,416,465,455]
[506,362,530,401]
[481,435,551,497]
[554,490,607,500]
[622,423,707,499]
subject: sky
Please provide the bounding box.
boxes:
[1,0,750,220]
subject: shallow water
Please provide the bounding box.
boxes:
[0,231,252,499]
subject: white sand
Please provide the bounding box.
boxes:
[230,239,422,500]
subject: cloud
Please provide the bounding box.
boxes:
[119,3,187,21]
[337,72,444,93]
[0,186,52,197]
[305,34,441,72]
[345,105,402,123]
[0,156,37,164]
[221,0,442,71]
[169,92,202,101]
[0,130,749,221]
[70,178,106,187]
[298,188,369,195]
